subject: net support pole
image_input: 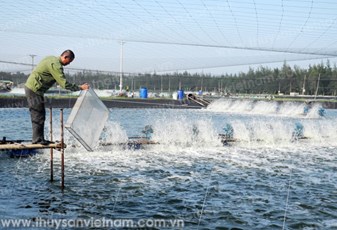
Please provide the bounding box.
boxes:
[60,109,65,190]
[50,107,54,182]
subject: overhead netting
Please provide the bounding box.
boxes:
[1,0,337,74]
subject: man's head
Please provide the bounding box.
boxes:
[60,50,75,66]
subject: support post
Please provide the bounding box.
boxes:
[119,41,124,94]
[29,54,36,71]
[60,109,65,189]
[49,107,53,182]
[314,73,320,100]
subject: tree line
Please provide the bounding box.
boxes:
[1,60,337,95]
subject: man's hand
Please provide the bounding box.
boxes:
[80,83,90,90]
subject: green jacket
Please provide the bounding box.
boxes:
[25,56,79,95]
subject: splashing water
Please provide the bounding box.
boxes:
[207,98,325,118]
[151,116,221,148]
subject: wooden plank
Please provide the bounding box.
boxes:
[101,138,158,146]
[0,143,65,150]
[128,138,158,145]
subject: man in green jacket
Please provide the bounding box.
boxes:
[25,50,89,144]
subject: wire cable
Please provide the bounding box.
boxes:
[287,0,315,50]
[252,0,260,48]
[176,0,220,45]
[302,16,337,52]
[197,164,214,229]
[272,0,285,48]
[200,0,232,46]
[226,0,244,45]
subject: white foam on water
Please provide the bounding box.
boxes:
[7,87,25,95]
[305,103,325,119]
[151,115,222,148]
[250,100,279,114]
[99,121,129,145]
[206,98,325,118]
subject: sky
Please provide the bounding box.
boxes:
[0,0,337,75]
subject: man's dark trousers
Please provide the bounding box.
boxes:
[24,86,46,143]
